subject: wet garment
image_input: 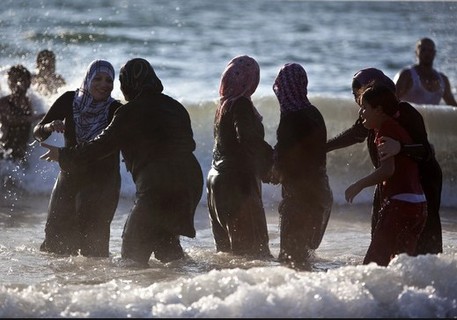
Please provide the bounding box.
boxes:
[375,118,424,197]
[275,107,333,264]
[207,97,273,257]
[58,88,203,264]
[401,66,444,105]
[363,118,427,266]
[326,101,442,254]
[363,199,427,266]
[34,91,122,256]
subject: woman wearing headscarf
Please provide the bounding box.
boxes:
[326,67,443,255]
[206,55,273,258]
[34,60,122,257]
[40,58,203,266]
[272,63,333,268]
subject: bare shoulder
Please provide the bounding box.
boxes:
[438,71,450,83]
[394,67,412,84]
[399,67,413,78]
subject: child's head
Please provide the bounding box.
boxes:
[36,49,56,73]
[358,84,400,129]
[7,64,31,95]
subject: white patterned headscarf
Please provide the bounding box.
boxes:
[73,60,115,143]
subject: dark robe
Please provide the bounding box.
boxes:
[58,88,203,264]
[207,97,273,257]
[275,106,333,264]
[34,91,122,257]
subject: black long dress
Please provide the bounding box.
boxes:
[207,97,273,257]
[34,91,122,257]
[275,106,333,264]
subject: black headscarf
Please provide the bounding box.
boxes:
[351,68,396,94]
[119,58,163,101]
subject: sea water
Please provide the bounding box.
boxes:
[0,0,456,317]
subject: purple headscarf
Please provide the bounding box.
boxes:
[273,63,312,116]
[216,55,261,123]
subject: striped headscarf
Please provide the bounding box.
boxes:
[273,63,312,116]
[73,60,115,143]
[216,55,261,123]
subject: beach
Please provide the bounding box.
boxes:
[1,0,457,317]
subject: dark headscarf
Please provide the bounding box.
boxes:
[273,63,312,116]
[119,58,163,101]
[352,68,396,94]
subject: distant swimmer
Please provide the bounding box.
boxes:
[394,37,457,106]
[0,64,42,164]
[32,49,66,96]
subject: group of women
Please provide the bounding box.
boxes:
[35,53,442,269]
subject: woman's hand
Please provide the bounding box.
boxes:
[44,120,65,133]
[39,142,60,162]
[263,165,281,185]
[377,136,401,161]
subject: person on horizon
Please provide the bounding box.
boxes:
[206,55,273,258]
[327,67,443,255]
[271,63,333,268]
[345,84,427,267]
[0,64,42,165]
[32,49,66,96]
[39,58,204,267]
[394,37,457,106]
[34,60,122,257]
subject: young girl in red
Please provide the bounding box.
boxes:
[345,84,427,267]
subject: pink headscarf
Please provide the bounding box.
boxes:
[216,55,261,123]
[273,63,312,116]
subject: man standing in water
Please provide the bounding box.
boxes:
[395,37,457,106]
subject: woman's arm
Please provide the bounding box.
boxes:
[377,136,430,162]
[326,117,368,152]
[33,91,72,142]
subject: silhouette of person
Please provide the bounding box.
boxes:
[207,55,273,258]
[327,68,443,255]
[32,49,66,96]
[39,58,204,267]
[0,64,42,164]
[345,84,427,266]
[34,60,122,257]
[272,63,333,268]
